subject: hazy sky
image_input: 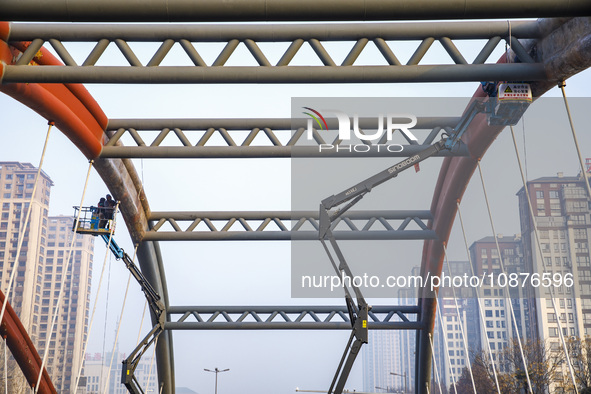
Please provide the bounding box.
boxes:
[0,25,590,394]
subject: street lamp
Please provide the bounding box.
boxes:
[204,367,230,394]
[390,372,408,393]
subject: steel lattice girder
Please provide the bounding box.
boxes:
[1,21,548,84]
[144,210,436,241]
[166,305,424,330]
[102,117,467,158]
[1,0,589,22]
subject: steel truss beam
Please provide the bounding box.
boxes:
[102,117,467,158]
[166,305,424,330]
[1,0,589,22]
[1,21,548,84]
[144,210,436,241]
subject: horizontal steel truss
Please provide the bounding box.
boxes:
[144,210,435,241]
[102,117,467,158]
[2,21,547,84]
[166,305,424,330]
[2,0,589,22]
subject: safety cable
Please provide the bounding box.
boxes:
[429,331,443,394]
[476,161,533,394]
[103,245,138,394]
[559,82,591,200]
[0,122,53,333]
[456,202,501,394]
[509,125,579,393]
[35,160,94,393]
[72,202,120,393]
[435,298,458,394]
[442,244,477,394]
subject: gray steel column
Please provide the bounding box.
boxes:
[1,0,589,22]
[137,241,175,394]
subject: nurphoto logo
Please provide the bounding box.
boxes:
[302,107,418,153]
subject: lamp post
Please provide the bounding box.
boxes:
[391,371,408,393]
[204,367,230,394]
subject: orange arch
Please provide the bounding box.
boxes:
[1,27,107,159]
[1,23,109,393]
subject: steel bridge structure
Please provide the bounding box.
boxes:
[1,2,591,393]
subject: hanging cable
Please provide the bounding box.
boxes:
[456,201,502,394]
[146,334,159,393]
[72,202,120,393]
[136,300,148,347]
[521,117,529,183]
[442,244,477,394]
[507,20,512,63]
[4,336,7,394]
[99,249,113,392]
[435,298,458,394]
[59,230,78,389]
[34,159,93,393]
[0,122,53,331]
[476,161,533,394]
[509,125,580,393]
[429,331,443,394]
[559,81,591,200]
[103,245,138,394]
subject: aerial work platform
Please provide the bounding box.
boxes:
[72,205,115,236]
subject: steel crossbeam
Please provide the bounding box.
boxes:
[166,305,424,330]
[144,210,436,241]
[1,0,589,22]
[1,21,548,84]
[101,117,467,158]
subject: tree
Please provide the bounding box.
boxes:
[452,338,563,394]
[498,337,562,393]
[556,336,591,393]
[453,353,497,394]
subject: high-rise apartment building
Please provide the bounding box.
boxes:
[45,215,94,393]
[517,171,590,349]
[434,260,477,389]
[362,268,418,393]
[0,162,94,393]
[469,235,531,347]
[84,351,157,394]
[363,330,404,392]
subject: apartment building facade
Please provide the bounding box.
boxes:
[517,172,590,354]
[0,162,94,393]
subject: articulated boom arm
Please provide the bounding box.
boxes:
[99,235,166,394]
[318,100,484,394]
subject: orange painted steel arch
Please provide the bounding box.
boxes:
[0,23,107,159]
[417,57,509,389]
[0,21,109,393]
[0,288,56,393]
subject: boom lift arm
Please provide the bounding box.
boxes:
[73,204,165,394]
[318,100,485,394]
[100,234,166,394]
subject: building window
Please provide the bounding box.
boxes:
[536,190,544,199]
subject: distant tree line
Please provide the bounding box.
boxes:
[437,337,591,394]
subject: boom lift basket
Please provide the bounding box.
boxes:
[72,206,115,236]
